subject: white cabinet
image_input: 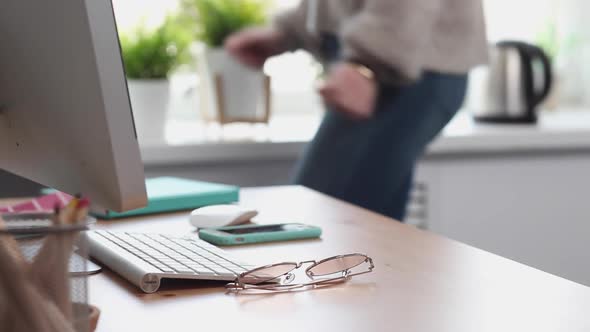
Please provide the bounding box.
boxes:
[417,152,590,287]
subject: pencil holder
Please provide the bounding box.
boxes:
[0,213,97,332]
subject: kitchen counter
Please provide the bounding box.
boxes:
[141,109,590,166]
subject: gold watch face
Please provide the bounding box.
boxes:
[351,63,375,81]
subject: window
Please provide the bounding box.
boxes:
[113,0,323,145]
[484,0,556,42]
[484,0,590,107]
[113,0,589,146]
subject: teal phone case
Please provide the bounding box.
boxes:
[198,223,322,246]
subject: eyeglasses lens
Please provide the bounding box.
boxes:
[307,254,368,277]
[240,263,298,285]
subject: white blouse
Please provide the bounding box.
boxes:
[306,0,318,34]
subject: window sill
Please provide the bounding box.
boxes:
[140,109,590,167]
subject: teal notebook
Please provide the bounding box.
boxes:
[93,177,239,219]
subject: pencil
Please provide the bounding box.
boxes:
[74,198,90,224]
[0,216,25,267]
[58,197,78,226]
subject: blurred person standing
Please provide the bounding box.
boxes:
[226,0,487,221]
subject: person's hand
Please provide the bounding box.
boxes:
[318,63,378,120]
[225,27,289,69]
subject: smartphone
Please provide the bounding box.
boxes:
[198,223,322,246]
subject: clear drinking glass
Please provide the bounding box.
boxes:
[226,253,374,292]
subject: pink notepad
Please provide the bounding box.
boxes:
[0,192,72,214]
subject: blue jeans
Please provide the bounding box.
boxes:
[293,72,467,221]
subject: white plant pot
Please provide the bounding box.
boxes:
[127,79,170,145]
[196,46,271,124]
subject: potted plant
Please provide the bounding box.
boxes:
[120,16,190,145]
[535,20,579,110]
[181,0,272,124]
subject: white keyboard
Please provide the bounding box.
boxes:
[86,230,256,293]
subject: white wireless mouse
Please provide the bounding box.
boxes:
[189,205,258,229]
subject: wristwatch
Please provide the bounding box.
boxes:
[348,62,376,81]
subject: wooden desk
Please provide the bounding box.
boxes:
[86,186,590,331]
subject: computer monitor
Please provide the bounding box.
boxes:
[0,0,148,212]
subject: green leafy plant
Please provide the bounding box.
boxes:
[181,0,269,48]
[120,16,192,79]
[536,22,559,61]
[535,20,579,62]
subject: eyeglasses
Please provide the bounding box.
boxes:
[226,253,374,292]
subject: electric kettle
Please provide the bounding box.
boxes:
[469,40,553,123]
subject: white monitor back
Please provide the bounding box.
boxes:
[0,0,147,212]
